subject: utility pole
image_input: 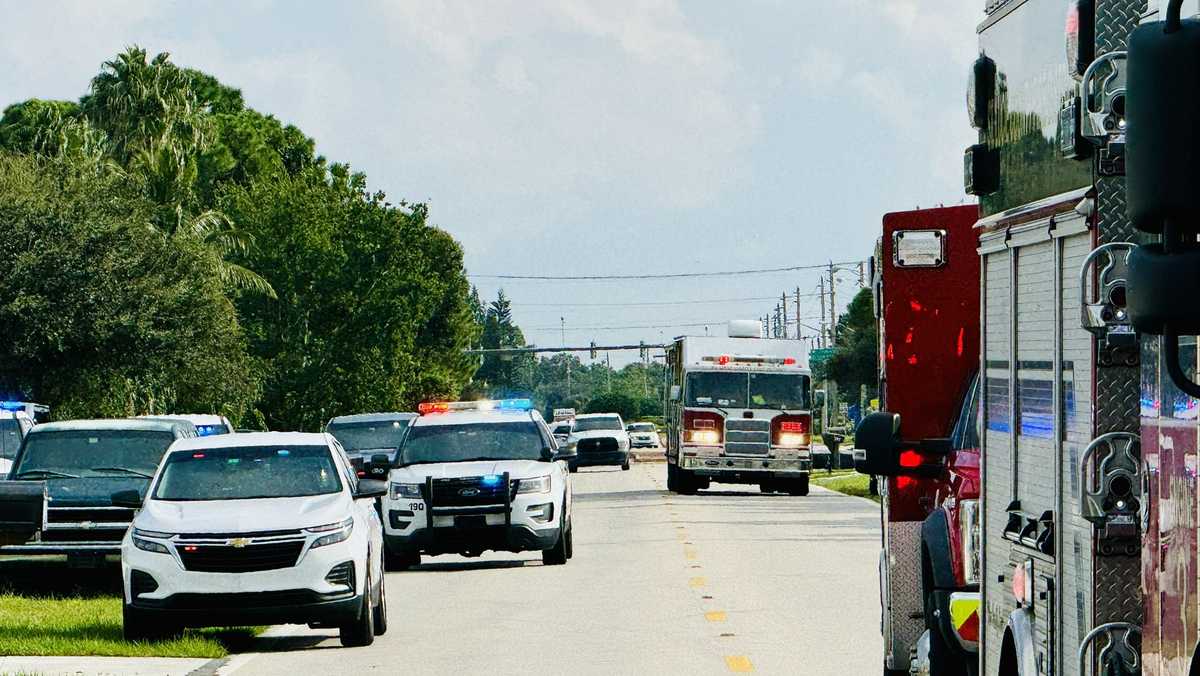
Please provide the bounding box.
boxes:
[606,352,612,392]
[818,278,827,348]
[858,261,866,288]
[781,293,788,340]
[828,261,838,346]
[561,317,571,399]
[795,287,803,341]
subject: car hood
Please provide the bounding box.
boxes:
[391,459,549,482]
[571,429,628,441]
[34,476,150,507]
[136,492,349,534]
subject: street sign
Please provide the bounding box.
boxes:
[809,347,836,369]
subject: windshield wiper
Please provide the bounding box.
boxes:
[14,469,80,479]
[90,466,153,479]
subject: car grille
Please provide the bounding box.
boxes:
[430,476,515,507]
[178,540,304,573]
[46,507,136,524]
[725,419,770,455]
[578,437,618,453]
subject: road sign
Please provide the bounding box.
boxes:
[809,347,836,369]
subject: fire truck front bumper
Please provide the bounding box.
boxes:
[678,454,810,480]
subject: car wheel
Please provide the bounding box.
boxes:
[372,567,389,636]
[542,519,569,566]
[565,521,574,559]
[123,602,180,642]
[339,576,376,647]
[787,476,810,497]
[621,458,631,471]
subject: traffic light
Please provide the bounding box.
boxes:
[590,341,597,359]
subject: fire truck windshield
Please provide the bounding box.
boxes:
[686,372,747,408]
[685,372,812,410]
[748,373,811,410]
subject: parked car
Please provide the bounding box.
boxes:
[137,414,234,436]
[625,422,658,449]
[119,432,388,646]
[0,418,195,562]
[381,399,574,569]
[569,413,630,471]
[325,412,417,479]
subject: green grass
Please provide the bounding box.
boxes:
[0,557,259,658]
[811,470,880,503]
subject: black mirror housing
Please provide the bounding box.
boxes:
[111,489,144,509]
[355,479,388,499]
[854,412,902,477]
[369,453,391,467]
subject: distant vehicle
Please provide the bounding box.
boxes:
[570,413,631,471]
[382,399,575,569]
[0,410,35,477]
[325,412,417,479]
[137,414,234,437]
[118,432,388,646]
[664,321,813,495]
[549,421,572,445]
[625,422,658,449]
[0,418,196,562]
[552,408,576,422]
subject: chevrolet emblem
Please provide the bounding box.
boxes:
[230,537,250,548]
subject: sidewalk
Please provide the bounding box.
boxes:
[0,656,215,676]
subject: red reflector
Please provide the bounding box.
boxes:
[907,355,918,365]
[887,344,894,360]
[717,355,731,365]
[783,357,796,365]
[896,476,915,490]
[780,421,806,432]
[910,300,923,312]
[957,327,965,357]
[957,611,980,643]
[898,450,923,468]
[184,545,198,552]
[419,402,450,414]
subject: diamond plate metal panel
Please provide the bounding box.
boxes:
[1097,0,1147,57]
[1095,553,1142,623]
[883,521,922,672]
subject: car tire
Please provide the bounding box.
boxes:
[122,602,180,642]
[565,522,574,559]
[569,462,579,473]
[621,458,631,471]
[372,567,388,637]
[385,549,420,571]
[339,581,376,647]
[788,476,810,497]
[543,518,570,566]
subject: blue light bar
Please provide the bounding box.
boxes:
[496,398,533,411]
[480,474,503,487]
[0,401,24,411]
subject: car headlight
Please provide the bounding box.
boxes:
[131,528,171,554]
[959,500,981,585]
[516,474,552,494]
[390,482,423,500]
[308,517,355,549]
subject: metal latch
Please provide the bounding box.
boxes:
[1078,622,1140,676]
[1079,432,1140,539]
[1081,51,1127,175]
[1079,243,1136,352]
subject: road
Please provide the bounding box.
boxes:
[223,462,883,676]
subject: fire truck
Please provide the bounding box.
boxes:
[663,321,813,495]
[854,205,982,676]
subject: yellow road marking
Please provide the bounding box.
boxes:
[688,576,706,588]
[684,548,698,560]
[724,655,754,672]
[705,611,727,622]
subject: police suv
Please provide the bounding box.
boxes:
[381,399,575,569]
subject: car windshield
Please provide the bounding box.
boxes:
[153,444,342,501]
[327,420,412,453]
[573,417,622,432]
[629,423,655,433]
[15,430,175,478]
[686,372,748,408]
[0,419,20,461]
[748,373,811,410]
[401,422,545,464]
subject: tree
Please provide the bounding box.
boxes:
[583,392,641,420]
[821,288,878,401]
[475,290,535,397]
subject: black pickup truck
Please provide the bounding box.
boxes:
[0,418,195,561]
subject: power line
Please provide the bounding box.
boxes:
[512,293,824,309]
[526,321,727,332]
[469,260,861,281]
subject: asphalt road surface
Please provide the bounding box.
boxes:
[223,464,883,676]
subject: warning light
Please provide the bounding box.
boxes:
[192,453,206,459]
[717,355,731,365]
[783,357,797,365]
[418,402,450,414]
[899,450,923,468]
[780,421,807,433]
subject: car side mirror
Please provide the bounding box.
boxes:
[541,446,555,461]
[669,385,681,401]
[355,479,388,499]
[854,412,902,477]
[111,489,144,509]
[554,442,578,461]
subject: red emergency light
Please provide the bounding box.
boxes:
[717,355,731,365]
[780,421,806,433]
[418,402,450,414]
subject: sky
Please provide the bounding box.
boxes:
[2,1,983,365]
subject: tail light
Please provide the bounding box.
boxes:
[683,410,723,445]
[773,415,811,448]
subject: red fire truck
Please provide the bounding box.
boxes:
[663,321,813,495]
[854,204,982,676]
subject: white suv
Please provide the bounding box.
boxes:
[382,399,574,569]
[569,413,631,471]
[119,432,388,647]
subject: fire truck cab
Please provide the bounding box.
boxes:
[664,321,813,496]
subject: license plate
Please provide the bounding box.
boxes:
[455,515,487,529]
